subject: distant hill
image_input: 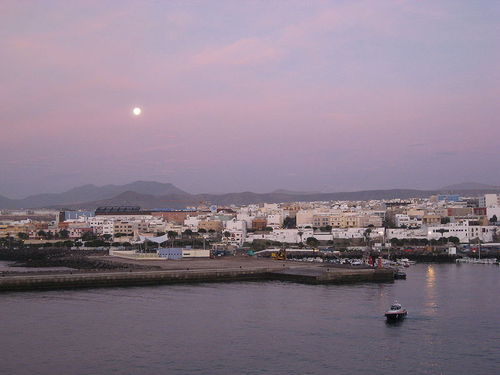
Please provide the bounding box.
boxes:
[271,189,321,195]
[3,181,500,210]
[0,195,16,209]
[0,181,188,209]
[440,182,499,190]
[57,188,460,210]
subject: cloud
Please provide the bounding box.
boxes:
[193,37,283,66]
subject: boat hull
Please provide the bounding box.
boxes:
[385,311,407,322]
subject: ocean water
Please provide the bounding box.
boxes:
[1,263,499,375]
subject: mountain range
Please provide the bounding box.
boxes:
[439,182,500,190]
[1,180,500,210]
[0,181,187,209]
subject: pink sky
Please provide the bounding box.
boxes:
[1,0,499,197]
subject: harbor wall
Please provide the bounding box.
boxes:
[0,267,395,292]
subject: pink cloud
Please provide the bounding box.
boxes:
[193,37,283,66]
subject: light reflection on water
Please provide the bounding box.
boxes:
[424,264,438,316]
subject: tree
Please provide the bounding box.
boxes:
[183,229,193,238]
[102,234,112,241]
[223,231,231,239]
[81,231,97,241]
[264,227,273,232]
[59,229,70,239]
[436,228,448,238]
[306,237,320,247]
[363,228,372,247]
[198,228,207,234]
[320,225,332,232]
[167,231,178,247]
[283,217,296,229]
[489,215,498,223]
[17,232,29,240]
[156,231,166,237]
[37,230,47,239]
[390,238,402,247]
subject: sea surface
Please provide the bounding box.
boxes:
[1,263,499,375]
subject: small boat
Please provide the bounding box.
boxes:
[394,269,407,279]
[385,302,407,322]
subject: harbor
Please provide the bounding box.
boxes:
[0,257,395,292]
[3,263,499,375]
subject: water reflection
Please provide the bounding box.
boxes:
[424,265,438,316]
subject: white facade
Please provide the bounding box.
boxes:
[266,213,283,229]
[246,229,313,244]
[224,218,247,246]
[386,228,427,240]
[425,223,496,243]
[394,214,422,228]
[184,216,200,229]
[486,207,500,221]
[296,210,315,228]
[479,194,499,208]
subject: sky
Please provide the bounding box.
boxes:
[1,0,499,198]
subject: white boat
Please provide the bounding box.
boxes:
[396,258,415,267]
[385,302,407,322]
[456,257,497,264]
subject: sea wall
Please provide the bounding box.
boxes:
[0,266,395,292]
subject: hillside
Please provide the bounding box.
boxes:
[0,181,188,209]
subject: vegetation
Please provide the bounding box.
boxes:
[389,236,460,246]
[59,229,70,239]
[283,217,296,229]
[17,232,29,240]
[306,237,320,247]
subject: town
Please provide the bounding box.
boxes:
[1,193,499,261]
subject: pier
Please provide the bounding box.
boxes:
[0,258,395,292]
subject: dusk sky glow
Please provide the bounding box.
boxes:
[1,0,499,198]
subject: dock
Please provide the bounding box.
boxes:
[0,258,395,292]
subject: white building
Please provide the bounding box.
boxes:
[245,229,313,244]
[224,218,247,246]
[394,214,422,228]
[479,194,499,208]
[425,223,496,243]
[266,213,283,229]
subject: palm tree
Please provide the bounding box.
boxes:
[298,231,304,243]
[363,228,372,249]
[183,229,193,239]
[167,231,178,248]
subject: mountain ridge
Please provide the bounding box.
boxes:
[0,181,188,209]
[53,188,500,210]
[439,182,500,190]
[2,181,500,210]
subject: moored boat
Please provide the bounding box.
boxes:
[385,302,407,322]
[394,269,407,279]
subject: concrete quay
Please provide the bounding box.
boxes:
[270,267,394,284]
[0,257,395,292]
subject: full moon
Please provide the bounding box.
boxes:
[132,107,142,116]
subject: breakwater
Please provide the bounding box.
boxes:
[0,266,394,292]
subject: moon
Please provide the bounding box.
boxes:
[132,107,142,116]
